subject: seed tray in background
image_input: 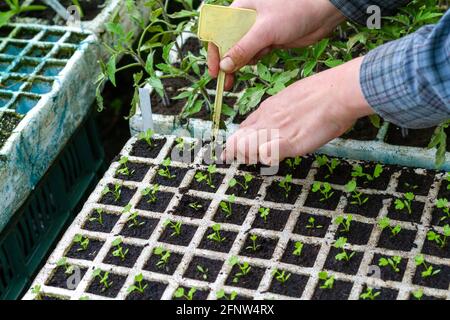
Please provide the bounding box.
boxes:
[24,134,450,300]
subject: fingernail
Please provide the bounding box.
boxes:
[220,57,235,73]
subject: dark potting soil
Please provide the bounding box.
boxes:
[181,37,202,56]
[280,240,320,268]
[324,247,364,275]
[213,202,251,226]
[198,229,237,253]
[385,125,435,148]
[314,160,353,185]
[151,78,191,116]
[311,280,353,300]
[342,117,381,141]
[202,145,231,169]
[377,228,417,252]
[120,216,159,240]
[430,207,450,226]
[335,221,374,245]
[189,171,225,193]
[66,239,104,261]
[412,264,450,290]
[158,223,197,247]
[99,185,136,207]
[359,285,398,300]
[421,236,450,259]
[238,163,272,176]
[264,181,302,205]
[192,97,235,122]
[371,253,407,282]
[130,138,167,159]
[136,191,174,213]
[437,180,450,199]
[409,293,445,301]
[252,209,291,231]
[225,175,263,199]
[87,272,126,298]
[276,156,314,179]
[0,112,21,132]
[115,162,150,182]
[103,244,143,268]
[126,281,167,300]
[344,194,386,218]
[183,256,224,282]
[304,188,342,211]
[173,287,210,300]
[268,272,308,298]
[225,265,266,290]
[396,169,435,196]
[144,251,183,275]
[82,211,120,233]
[293,213,331,238]
[239,236,278,260]
[386,200,424,224]
[46,266,87,290]
[171,194,211,219]
[355,163,394,190]
[25,0,106,22]
[152,167,188,187]
[40,295,64,301]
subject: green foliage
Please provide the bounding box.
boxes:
[246,234,261,252]
[351,164,383,181]
[306,217,323,229]
[57,257,75,275]
[229,256,251,283]
[427,225,450,248]
[0,0,46,28]
[92,269,112,292]
[334,237,355,262]
[111,237,129,261]
[138,129,155,147]
[315,155,340,177]
[415,254,441,278]
[360,287,381,300]
[394,192,415,214]
[312,182,334,201]
[141,184,160,203]
[378,217,402,237]
[207,223,226,243]
[216,289,238,300]
[73,234,89,252]
[158,158,176,179]
[279,174,293,198]
[259,207,270,222]
[196,265,209,280]
[318,271,335,289]
[378,256,402,273]
[286,157,302,171]
[345,180,368,206]
[154,246,171,269]
[229,173,254,192]
[174,287,197,300]
[219,194,236,218]
[102,183,122,203]
[164,219,182,237]
[117,156,135,177]
[335,214,353,233]
[436,198,450,223]
[89,208,104,226]
[195,165,217,189]
[293,241,304,256]
[128,273,148,294]
[272,269,291,285]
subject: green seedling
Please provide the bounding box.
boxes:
[378,217,402,237]
[345,180,368,206]
[229,173,254,192]
[259,207,270,222]
[415,255,441,278]
[436,198,450,222]
[127,211,145,229]
[412,289,424,300]
[229,256,251,283]
[306,216,323,229]
[216,289,238,300]
[111,238,129,261]
[164,220,182,237]
[92,269,113,292]
[427,224,450,248]
[174,287,196,300]
[394,192,415,214]
[102,183,122,202]
[272,269,291,285]
[128,273,148,294]
[219,194,236,218]
[207,224,226,243]
[285,156,302,171]
[31,285,43,300]
[352,164,383,181]
[334,214,353,233]
[89,208,104,225]
[334,237,355,262]
[141,184,160,203]
[378,256,402,273]
[196,265,209,280]
[360,287,381,300]
[57,257,75,275]
[195,164,217,189]
[318,271,335,289]
[73,234,89,252]
[188,201,203,211]
[138,129,155,147]
[117,156,135,176]
[0,0,46,28]
[312,182,334,201]
[293,241,304,256]
[279,174,293,198]
[154,247,171,269]
[316,155,340,177]
[158,158,176,179]
[246,234,261,252]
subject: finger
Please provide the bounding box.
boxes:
[240,108,261,128]
[221,129,242,163]
[236,128,259,164]
[230,0,255,9]
[224,73,234,91]
[259,138,293,166]
[207,43,220,78]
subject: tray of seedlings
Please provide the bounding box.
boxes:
[23,133,450,300]
[0,23,99,228]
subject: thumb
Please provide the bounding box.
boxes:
[220,21,269,73]
[259,138,294,166]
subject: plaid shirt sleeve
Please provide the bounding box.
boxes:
[360,10,450,128]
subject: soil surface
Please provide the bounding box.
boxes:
[183,256,224,282]
[225,265,266,290]
[342,117,381,141]
[269,273,308,298]
[119,216,159,240]
[385,125,435,148]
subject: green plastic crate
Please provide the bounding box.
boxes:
[0,115,105,300]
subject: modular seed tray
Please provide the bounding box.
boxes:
[0,23,99,230]
[24,135,450,300]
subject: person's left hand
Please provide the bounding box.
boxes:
[222,57,374,165]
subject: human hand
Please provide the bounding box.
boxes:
[222,57,374,165]
[207,0,346,90]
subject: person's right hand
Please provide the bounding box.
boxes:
[207,0,346,89]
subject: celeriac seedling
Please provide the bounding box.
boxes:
[306,216,323,229]
[31,285,43,300]
[415,254,441,278]
[334,237,355,262]
[293,241,304,256]
[246,234,261,252]
[154,247,171,269]
[195,164,217,189]
[141,184,160,204]
[352,164,383,181]
[259,207,270,222]
[229,256,251,283]
[102,183,122,202]
[188,201,203,211]
[158,158,176,179]
[394,192,415,214]
[272,269,291,285]
[427,224,450,248]
[196,265,209,280]
[174,287,196,300]
[138,129,155,147]
[378,217,402,237]
[74,234,89,252]
[92,269,112,292]
[127,273,148,294]
[279,174,293,198]
[412,288,423,300]
[286,156,302,171]
[111,238,129,261]
[334,214,353,233]
[117,156,135,177]
[316,155,340,178]
[229,173,254,192]
[122,204,145,228]
[378,256,402,273]
[318,271,335,289]
[360,287,381,300]
[436,198,450,222]
[164,220,182,237]
[345,180,368,206]
[89,208,104,226]
[216,289,238,300]
[219,194,236,218]
[312,182,334,201]
[57,257,75,275]
[207,224,226,243]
